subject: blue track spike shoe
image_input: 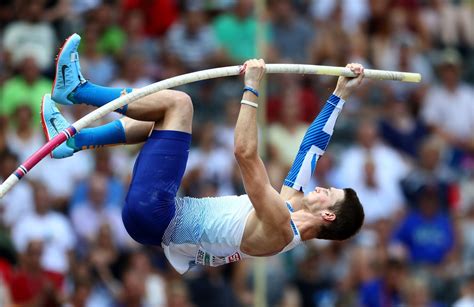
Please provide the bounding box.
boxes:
[51,33,86,105]
[41,94,77,159]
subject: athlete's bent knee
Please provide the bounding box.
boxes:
[174,91,193,117]
[167,92,193,131]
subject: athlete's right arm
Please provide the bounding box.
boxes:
[281,63,365,203]
[234,59,291,228]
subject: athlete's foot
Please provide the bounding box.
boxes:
[51,33,87,105]
[41,94,78,159]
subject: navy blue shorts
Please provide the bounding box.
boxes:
[122,130,191,245]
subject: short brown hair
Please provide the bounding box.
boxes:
[316,188,364,240]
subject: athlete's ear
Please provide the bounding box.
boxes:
[321,211,336,222]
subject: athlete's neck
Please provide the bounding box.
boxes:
[287,197,304,211]
[291,210,319,241]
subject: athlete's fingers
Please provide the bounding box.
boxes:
[349,63,364,75]
[353,65,365,85]
[241,62,248,73]
[346,63,358,76]
[254,59,260,69]
[357,67,365,83]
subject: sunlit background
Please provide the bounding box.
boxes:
[0,0,473,306]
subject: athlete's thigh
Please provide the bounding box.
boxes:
[126,89,193,133]
[122,129,192,245]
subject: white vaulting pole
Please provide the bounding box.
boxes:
[0,64,421,199]
[47,65,421,135]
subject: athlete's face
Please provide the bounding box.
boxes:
[304,187,345,214]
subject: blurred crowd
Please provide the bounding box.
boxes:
[0,0,473,306]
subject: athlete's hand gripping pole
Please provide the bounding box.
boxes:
[284,63,365,191]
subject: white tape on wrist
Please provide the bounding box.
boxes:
[241,99,258,108]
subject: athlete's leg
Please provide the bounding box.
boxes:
[42,88,193,246]
[52,32,193,128]
[44,32,193,157]
[69,88,192,147]
[284,94,345,191]
[51,34,193,246]
[120,117,154,144]
[123,89,193,132]
[121,92,193,245]
[68,118,154,151]
[40,90,191,158]
[52,33,130,114]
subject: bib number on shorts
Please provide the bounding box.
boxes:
[195,248,242,267]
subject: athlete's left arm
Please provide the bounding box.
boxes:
[281,64,365,203]
[234,59,291,228]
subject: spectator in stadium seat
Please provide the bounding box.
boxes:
[454,275,474,307]
[69,258,115,306]
[12,182,76,283]
[266,75,320,124]
[183,121,235,196]
[121,10,160,68]
[126,249,168,306]
[186,266,239,307]
[378,98,427,158]
[121,0,178,37]
[391,186,455,265]
[310,0,369,34]
[79,20,117,86]
[109,53,153,89]
[42,0,74,41]
[166,4,222,71]
[421,49,474,172]
[71,173,128,248]
[71,149,125,210]
[7,105,44,162]
[357,154,403,225]
[117,268,147,306]
[213,0,272,63]
[2,0,55,71]
[401,137,456,209]
[358,256,408,307]
[269,0,315,64]
[90,4,127,57]
[7,239,63,306]
[337,120,408,224]
[400,275,440,307]
[0,150,34,229]
[0,57,52,126]
[268,86,309,170]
